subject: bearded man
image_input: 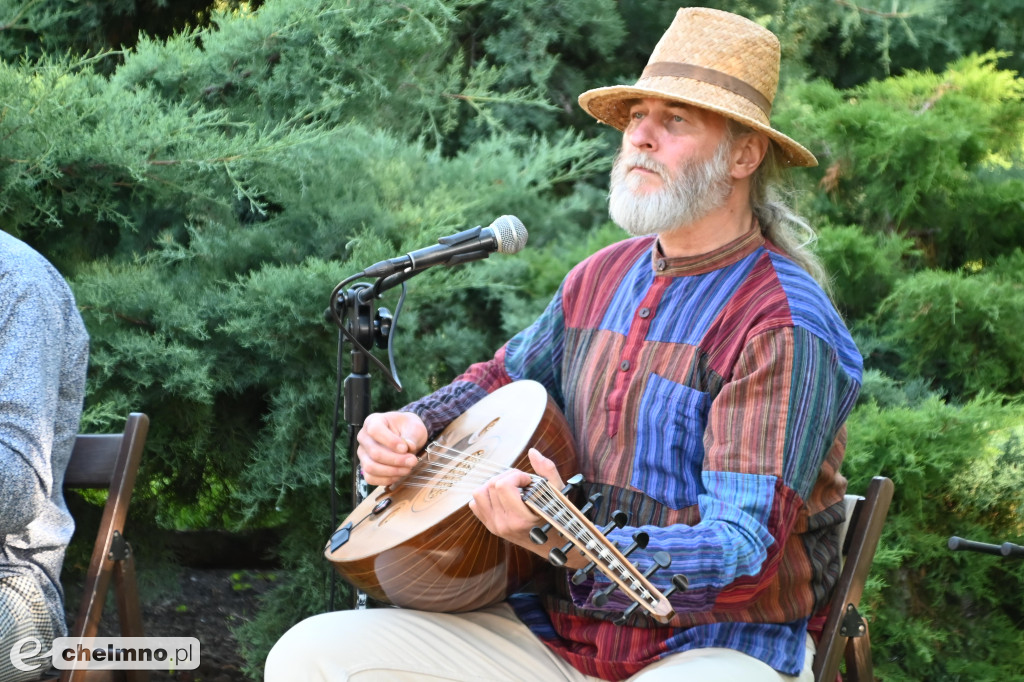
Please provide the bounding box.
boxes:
[267,7,861,681]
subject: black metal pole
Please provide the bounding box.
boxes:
[326,277,403,612]
[948,536,1024,559]
[341,285,375,609]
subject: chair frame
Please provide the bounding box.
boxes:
[59,412,150,682]
[813,476,895,682]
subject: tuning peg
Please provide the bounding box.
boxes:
[621,531,650,558]
[529,522,552,545]
[663,573,689,599]
[548,546,568,567]
[571,564,593,585]
[616,601,642,625]
[562,474,584,493]
[639,551,672,581]
[600,510,629,535]
[578,493,603,518]
[593,582,618,607]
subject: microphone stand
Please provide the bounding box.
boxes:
[948,535,1024,559]
[324,252,489,610]
[326,274,410,610]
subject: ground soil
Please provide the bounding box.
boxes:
[66,567,275,682]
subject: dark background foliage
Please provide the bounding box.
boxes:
[2,1,1022,679]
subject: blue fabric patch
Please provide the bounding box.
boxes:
[599,250,759,345]
[632,374,709,509]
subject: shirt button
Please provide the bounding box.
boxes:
[656,260,667,271]
[620,361,630,371]
[638,307,651,319]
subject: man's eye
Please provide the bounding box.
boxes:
[672,115,685,123]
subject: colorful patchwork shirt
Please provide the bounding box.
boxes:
[403,227,863,680]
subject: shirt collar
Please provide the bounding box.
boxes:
[651,225,764,277]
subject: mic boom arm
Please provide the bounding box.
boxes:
[361,216,527,278]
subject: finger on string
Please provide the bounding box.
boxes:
[413,458,510,482]
[421,446,513,479]
[425,442,545,486]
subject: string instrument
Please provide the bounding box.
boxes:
[325,380,686,623]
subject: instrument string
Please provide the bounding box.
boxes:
[391,440,652,601]
[400,441,595,535]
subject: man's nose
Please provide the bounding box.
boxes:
[626,116,658,152]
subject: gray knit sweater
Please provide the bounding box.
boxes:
[0,230,88,637]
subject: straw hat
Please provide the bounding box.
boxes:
[578,7,816,167]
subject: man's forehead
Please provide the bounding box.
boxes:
[626,97,694,110]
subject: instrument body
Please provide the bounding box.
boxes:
[325,380,578,612]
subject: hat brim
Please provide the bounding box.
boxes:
[578,83,817,168]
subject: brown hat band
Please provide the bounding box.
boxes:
[641,62,772,118]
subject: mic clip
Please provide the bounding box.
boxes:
[328,281,404,392]
[362,225,493,278]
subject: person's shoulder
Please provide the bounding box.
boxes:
[758,249,862,377]
[0,231,76,307]
[0,231,57,278]
[762,250,832,309]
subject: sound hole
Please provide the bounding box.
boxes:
[375,500,407,527]
[467,417,500,445]
[426,449,485,501]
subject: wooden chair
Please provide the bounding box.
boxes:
[59,412,150,682]
[813,476,895,682]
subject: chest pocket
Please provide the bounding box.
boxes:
[631,374,710,510]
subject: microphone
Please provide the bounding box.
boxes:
[361,215,528,278]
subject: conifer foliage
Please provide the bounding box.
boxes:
[2,1,1023,679]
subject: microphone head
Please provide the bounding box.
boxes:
[490,215,528,254]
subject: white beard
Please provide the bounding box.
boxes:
[608,139,734,237]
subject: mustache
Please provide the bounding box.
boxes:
[614,152,669,181]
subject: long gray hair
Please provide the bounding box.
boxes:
[728,121,833,298]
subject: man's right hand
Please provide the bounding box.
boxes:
[356,411,428,487]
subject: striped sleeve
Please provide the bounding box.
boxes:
[402,284,567,434]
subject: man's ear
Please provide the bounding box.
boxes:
[731,132,769,180]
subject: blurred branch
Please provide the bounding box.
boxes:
[833,0,917,19]
[0,0,45,32]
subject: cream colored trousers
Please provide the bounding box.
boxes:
[265,603,816,682]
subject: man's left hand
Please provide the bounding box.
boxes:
[469,448,568,558]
